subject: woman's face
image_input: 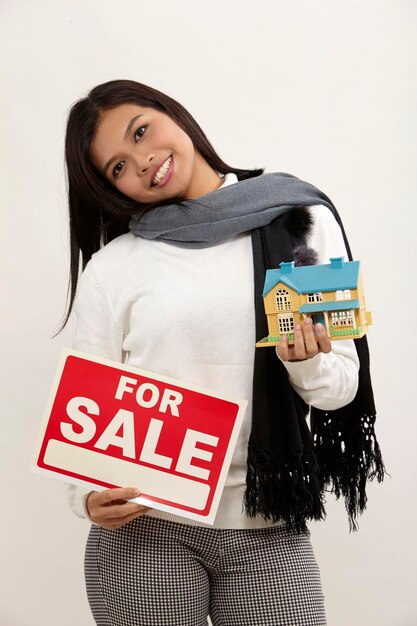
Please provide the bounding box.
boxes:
[89,103,218,203]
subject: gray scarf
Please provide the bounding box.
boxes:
[129,172,335,247]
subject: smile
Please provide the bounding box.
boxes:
[151,156,173,187]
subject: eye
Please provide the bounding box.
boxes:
[112,160,126,179]
[134,126,146,142]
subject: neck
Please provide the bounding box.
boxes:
[184,152,224,199]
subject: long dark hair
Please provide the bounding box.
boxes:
[60,79,264,330]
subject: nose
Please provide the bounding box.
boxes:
[136,152,155,175]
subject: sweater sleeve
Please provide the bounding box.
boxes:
[71,257,125,361]
[66,257,125,522]
[277,205,360,410]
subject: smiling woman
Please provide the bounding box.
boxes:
[61,78,383,626]
[88,103,223,202]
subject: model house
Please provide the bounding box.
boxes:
[256,257,372,347]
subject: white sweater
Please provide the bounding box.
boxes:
[67,173,359,528]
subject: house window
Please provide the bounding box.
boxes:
[278,313,294,333]
[331,310,354,326]
[276,289,291,311]
[308,292,323,303]
[336,290,351,300]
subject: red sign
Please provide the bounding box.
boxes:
[32,349,247,524]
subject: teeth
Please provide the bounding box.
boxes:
[152,156,172,185]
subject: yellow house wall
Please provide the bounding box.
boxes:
[357,271,372,330]
[263,282,300,314]
[264,282,301,336]
[264,283,361,313]
[299,287,359,306]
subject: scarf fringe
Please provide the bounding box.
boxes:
[312,411,386,531]
[243,446,326,534]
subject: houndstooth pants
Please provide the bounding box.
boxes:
[85,516,327,626]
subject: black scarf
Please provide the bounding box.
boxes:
[248,205,385,533]
[129,172,386,533]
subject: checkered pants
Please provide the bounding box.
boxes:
[85,516,326,626]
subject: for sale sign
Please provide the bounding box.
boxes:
[31,349,247,524]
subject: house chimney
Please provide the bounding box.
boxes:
[279,261,295,274]
[330,256,345,269]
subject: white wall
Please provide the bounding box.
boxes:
[1,1,416,624]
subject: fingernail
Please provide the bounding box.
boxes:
[315,323,323,331]
[295,324,301,331]
[304,317,312,324]
[133,489,141,496]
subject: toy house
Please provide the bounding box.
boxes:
[256,257,372,347]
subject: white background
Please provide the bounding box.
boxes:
[1,1,416,624]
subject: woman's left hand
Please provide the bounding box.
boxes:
[277,317,332,362]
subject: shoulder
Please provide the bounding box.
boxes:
[77,232,141,300]
[306,203,343,234]
[92,231,137,262]
[307,203,337,224]
[306,205,349,263]
[89,231,141,276]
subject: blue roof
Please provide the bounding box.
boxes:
[300,300,360,313]
[263,258,360,297]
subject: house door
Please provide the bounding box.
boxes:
[312,313,325,326]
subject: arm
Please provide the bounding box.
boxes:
[71,256,125,362]
[66,258,149,527]
[277,205,359,410]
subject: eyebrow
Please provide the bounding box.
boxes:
[102,114,143,175]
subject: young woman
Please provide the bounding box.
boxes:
[63,79,382,626]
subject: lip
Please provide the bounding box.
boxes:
[150,155,174,188]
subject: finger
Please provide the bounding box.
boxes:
[302,317,319,357]
[277,335,290,361]
[105,508,152,531]
[87,488,142,522]
[293,324,307,361]
[315,323,332,353]
[95,487,141,505]
[95,502,148,521]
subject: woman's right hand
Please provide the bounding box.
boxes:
[86,487,152,530]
